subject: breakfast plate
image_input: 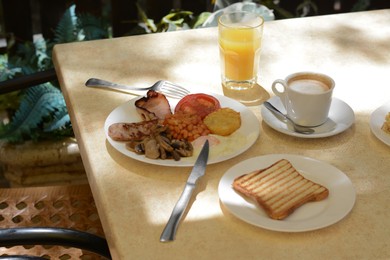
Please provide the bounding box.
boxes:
[261,96,355,138]
[104,94,260,167]
[370,101,390,146]
[218,154,355,232]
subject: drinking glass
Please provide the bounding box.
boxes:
[218,12,264,90]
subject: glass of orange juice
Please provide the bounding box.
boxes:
[218,12,264,90]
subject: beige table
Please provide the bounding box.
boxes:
[53,9,390,259]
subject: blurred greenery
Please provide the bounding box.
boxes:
[0,5,109,143]
[135,4,211,34]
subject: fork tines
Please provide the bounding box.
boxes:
[160,81,190,98]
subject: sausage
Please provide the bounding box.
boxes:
[108,119,158,141]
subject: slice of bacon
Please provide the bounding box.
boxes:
[108,119,158,141]
[135,90,172,120]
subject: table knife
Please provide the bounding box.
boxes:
[160,140,209,242]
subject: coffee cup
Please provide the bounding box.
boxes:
[271,72,335,127]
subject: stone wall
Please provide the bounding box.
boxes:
[0,138,87,187]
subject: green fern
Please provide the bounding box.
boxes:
[0,4,111,143]
[54,5,78,43]
[34,37,52,70]
[0,4,107,143]
[77,13,109,40]
[0,83,72,143]
[43,106,70,132]
[0,54,22,81]
[0,54,23,111]
[53,4,110,43]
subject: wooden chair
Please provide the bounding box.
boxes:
[0,184,111,259]
[0,64,111,258]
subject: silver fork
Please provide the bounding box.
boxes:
[85,78,190,99]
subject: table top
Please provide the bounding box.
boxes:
[53,9,390,259]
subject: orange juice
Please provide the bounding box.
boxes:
[219,28,262,81]
[218,12,264,90]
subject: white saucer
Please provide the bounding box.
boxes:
[370,101,390,146]
[261,97,355,138]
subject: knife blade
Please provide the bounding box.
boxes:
[160,140,209,242]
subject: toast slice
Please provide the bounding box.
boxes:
[232,159,329,220]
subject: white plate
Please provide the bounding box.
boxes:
[104,94,260,167]
[218,154,355,232]
[261,96,355,138]
[370,101,390,146]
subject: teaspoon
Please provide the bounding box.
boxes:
[263,101,315,134]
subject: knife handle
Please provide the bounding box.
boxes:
[160,183,195,242]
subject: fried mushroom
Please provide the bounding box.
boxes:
[125,127,194,161]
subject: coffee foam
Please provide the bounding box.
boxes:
[289,79,329,94]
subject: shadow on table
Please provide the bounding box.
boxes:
[223,83,270,106]
[260,119,356,150]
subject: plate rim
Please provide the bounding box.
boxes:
[370,100,390,146]
[261,97,355,138]
[104,93,260,167]
[218,154,356,232]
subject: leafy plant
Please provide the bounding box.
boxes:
[351,0,371,11]
[0,83,71,142]
[136,3,211,33]
[0,4,110,143]
[0,55,22,112]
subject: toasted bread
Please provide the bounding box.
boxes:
[232,159,329,220]
[381,112,390,134]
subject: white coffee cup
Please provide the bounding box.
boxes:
[272,72,335,127]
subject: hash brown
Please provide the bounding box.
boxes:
[203,108,241,136]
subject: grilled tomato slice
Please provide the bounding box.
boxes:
[174,93,221,119]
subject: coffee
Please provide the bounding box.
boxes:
[289,79,329,94]
[271,72,335,126]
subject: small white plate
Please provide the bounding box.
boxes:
[261,96,355,138]
[104,94,260,167]
[370,101,390,146]
[218,154,355,232]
